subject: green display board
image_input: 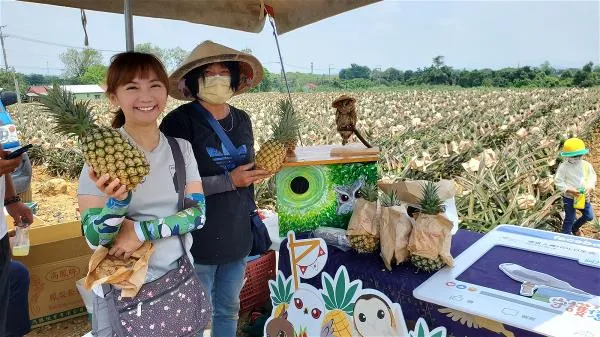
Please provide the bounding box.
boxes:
[276,161,379,236]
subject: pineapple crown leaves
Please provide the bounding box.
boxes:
[321,267,361,314]
[271,98,301,143]
[358,181,379,202]
[380,190,401,207]
[418,181,446,215]
[38,83,97,138]
[269,271,293,305]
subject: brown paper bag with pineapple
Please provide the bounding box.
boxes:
[379,203,414,271]
[408,212,454,267]
[347,182,381,253]
[385,180,455,272]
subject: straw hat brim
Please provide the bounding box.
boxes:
[168,40,264,101]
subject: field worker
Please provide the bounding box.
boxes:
[554,137,597,236]
[160,40,271,337]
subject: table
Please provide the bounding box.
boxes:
[278,229,543,337]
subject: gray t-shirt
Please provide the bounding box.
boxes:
[78,128,202,284]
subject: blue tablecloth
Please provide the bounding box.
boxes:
[278,229,542,337]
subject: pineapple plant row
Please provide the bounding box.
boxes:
[38,84,150,191]
[255,98,300,174]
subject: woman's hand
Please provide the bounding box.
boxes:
[230,162,271,188]
[89,169,129,201]
[109,219,143,259]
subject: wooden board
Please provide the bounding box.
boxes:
[282,143,380,167]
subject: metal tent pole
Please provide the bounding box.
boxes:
[124,0,134,51]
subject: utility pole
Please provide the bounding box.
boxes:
[310,62,313,74]
[0,26,9,71]
[0,26,22,109]
[328,64,333,80]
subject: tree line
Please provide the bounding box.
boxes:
[1,47,598,96]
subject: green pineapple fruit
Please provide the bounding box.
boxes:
[39,84,150,191]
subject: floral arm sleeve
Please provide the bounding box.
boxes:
[81,193,132,249]
[133,193,206,241]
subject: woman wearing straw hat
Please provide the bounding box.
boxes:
[160,41,271,337]
[554,137,597,236]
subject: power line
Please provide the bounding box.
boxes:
[6,34,123,53]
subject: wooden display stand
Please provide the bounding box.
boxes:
[275,143,380,236]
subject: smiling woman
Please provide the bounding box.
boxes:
[74,51,212,336]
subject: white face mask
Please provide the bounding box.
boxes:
[566,157,582,164]
[197,75,234,104]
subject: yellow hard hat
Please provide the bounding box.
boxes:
[560,138,589,157]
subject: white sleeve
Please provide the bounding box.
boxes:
[554,164,568,192]
[586,162,597,190]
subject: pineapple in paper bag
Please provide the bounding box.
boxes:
[347,182,380,254]
[39,84,150,192]
[380,191,414,270]
[408,181,455,272]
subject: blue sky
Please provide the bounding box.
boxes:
[0,0,598,76]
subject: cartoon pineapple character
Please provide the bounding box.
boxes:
[269,272,293,319]
[320,268,361,337]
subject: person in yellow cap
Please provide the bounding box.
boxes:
[554,138,596,236]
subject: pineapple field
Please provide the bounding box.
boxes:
[9,86,600,238]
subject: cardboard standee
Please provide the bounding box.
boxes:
[264,231,449,337]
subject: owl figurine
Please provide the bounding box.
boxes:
[332,95,372,148]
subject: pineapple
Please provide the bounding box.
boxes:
[321,268,360,337]
[410,181,448,273]
[255,99,299,173]
[269,272,293,318]
[38,84,150,191]
[348,182,380,254]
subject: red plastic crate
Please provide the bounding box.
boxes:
[239,250,276,313]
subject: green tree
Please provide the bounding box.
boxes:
[339,64,371,79]
[80,64,108,84]
[59,48,103,78]
[0,70,28,94]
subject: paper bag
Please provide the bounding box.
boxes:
[83,241,155,298]
[347,199,380,237]
[380,204,414,271]
[408,213,454,267]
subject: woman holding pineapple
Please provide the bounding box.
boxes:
[50,52,209,336]
[160,40,270,337]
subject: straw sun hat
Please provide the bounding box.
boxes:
[169,40,264,101]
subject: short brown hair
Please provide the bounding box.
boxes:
[106,52,169,128]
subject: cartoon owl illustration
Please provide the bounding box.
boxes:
[287,284,327,337]
[353,293,408,337]
[334,177,365,215]
[332,95,372,148]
